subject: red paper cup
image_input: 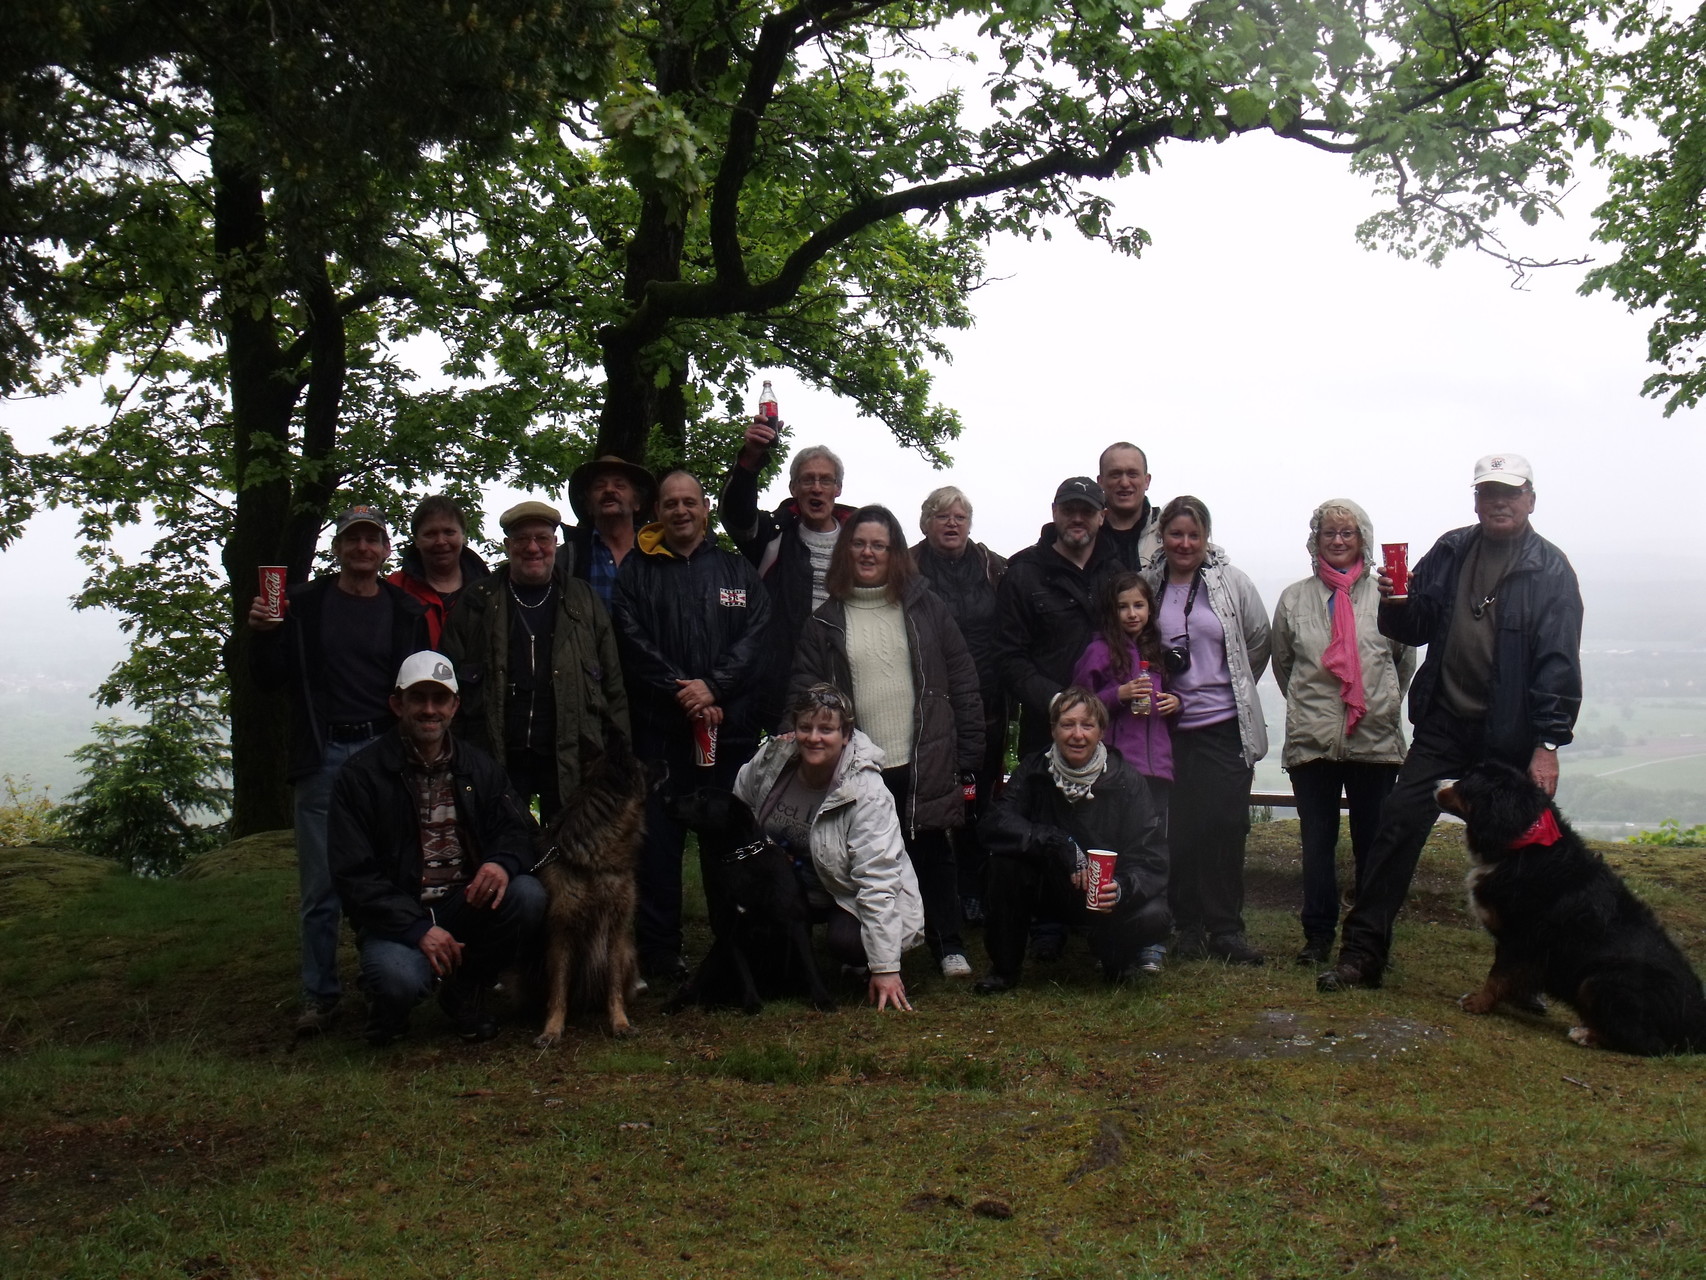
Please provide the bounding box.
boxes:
[693,716,718,767]
[1380,543,1409,600]
[1085,849,1118,910]
[258,565,288,620]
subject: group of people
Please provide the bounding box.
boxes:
[248,423,1583,1043]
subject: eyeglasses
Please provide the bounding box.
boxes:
[1318,529,1360,543]
[507,532,558,547]
[1474,485,1531,504]
[850,539,890,554]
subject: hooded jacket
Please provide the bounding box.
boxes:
[440,565,629,800]
[980,747,1169,909]
[1142,544,1271,767]
[388,544,490,649]
[612,524,773,746]
[1379,522,1581,762]
[734,729,925,973]
[1271,499,1416,768]
[995,523,1127,752]
[788,576,985,833]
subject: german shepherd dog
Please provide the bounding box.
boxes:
[1438,761,1706,1056]
[662,787,835,1015]
[532,729,647,1046]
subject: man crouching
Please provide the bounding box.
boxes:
[330,651,545,1045]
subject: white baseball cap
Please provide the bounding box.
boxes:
[1471,453,1533,487]
[395,651,459,694]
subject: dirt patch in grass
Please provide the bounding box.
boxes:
[1158,1007,1451,1061]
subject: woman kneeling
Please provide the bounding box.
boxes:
[975,687,1172,993]
[734,683,926,1011]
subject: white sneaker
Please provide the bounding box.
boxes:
[940,952,973,978]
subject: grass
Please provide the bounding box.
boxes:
[2,824,1705,1279]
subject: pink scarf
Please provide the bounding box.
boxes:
[1318,560,1366,736]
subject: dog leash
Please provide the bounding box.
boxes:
[725,839,771,864]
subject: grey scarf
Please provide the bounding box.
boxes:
[1046,742,1108,802]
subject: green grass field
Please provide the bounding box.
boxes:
[3,824,1704,1279]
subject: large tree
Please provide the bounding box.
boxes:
[3,1,615,832]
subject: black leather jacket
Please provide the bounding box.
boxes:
[1379,523,1582,762]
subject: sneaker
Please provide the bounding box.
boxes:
[1295,938,1334,967]
[1173,926,1209,961]
[1208,933,1264,966]
[294,999,338,1038]
[940,952,973,979]
[1317,957,1382,992]
[438,979,499,1042]
[1137,944,1166,975]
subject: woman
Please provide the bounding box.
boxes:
[974,687,1171,992]
[1141,496,1270,965]
[791,505,984,978]
[388,495,488,647]
[735,683,926,1010]
[1271,500,1415,965]
[910,485,1008,923]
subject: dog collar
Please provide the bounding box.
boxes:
[1509,809,1563,849]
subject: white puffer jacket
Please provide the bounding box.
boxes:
[734,729,925,973]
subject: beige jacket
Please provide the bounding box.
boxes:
[1270,499,1416,768]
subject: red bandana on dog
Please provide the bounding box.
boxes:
[1509,809,1563,849]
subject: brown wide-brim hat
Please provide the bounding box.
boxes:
[568,455,657,522]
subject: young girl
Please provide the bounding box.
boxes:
[1071,572,1181,816]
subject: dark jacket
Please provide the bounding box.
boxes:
[440,565,630,799]
[995,524,1127,752]
[612,525,774,747]
[387,545,490,648]
[1380,523,1582,762]
[911,539,1008,721]
[719,461,854,724]
[328,731,535,945]
[250,576,428,781]
[789,577,985,833]
[980,748,1168,908]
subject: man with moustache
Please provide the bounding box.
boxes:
[558,455,656,610]
[249,503,429,1037]
[996,477,1128,755]
[1097,442,1161,571]
[388,495,489,647]
[721,418,854,726]
[329,652,545,1046]
[614,470,773,980]
[441,500,628,825]
[1320,453,1583,993]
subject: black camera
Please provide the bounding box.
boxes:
[1163,645,1191,676]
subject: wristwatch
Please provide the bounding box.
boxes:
[1540,742,1558,752]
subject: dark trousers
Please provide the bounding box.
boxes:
[984,854,1171,983]
[504,746,562,826]
[1169,718,1254,938]
[1338,711,1521,976]
[635,725,754,969]
[954,711,1010,901]
[1289,759,1400,944]
[882,766,963,960]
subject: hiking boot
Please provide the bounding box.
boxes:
[364,1005,409,1048]
[1317,957,1382,993]
[438,979,499,1042]
[940,952,973,979]
[973,973,1016,995]
[1137,944,1167,975]
[1173,926,1209,961]
[294,999,338,1038]
[641,953,690,982]
[1208,933,1264,966]
[1294,937,1334,967]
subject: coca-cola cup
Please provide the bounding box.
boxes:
[693,715,718,768]
[258,566,288,620]
[1084,849,1118,911]
[1380,543,1410,601]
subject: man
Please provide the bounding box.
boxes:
[441,499,629,824]
[1320,453,1583,992]
[720,417,853,725]
[249,503,429,1036]
[995,477,1128,755]
[614,470,773,979]
[388,495,489,647]
[558,455,656,609]
[1096,441,1161,571]
[329,652,545,1045]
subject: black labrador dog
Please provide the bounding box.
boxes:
[662,787,836,1014]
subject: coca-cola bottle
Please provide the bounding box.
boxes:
[758,380,779,425]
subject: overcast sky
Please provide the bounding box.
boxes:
[7,106,1702,650]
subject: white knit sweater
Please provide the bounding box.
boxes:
[844,585,915,766]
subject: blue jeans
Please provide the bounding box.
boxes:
[293,736,379,1005]
[358,874,547,1017]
